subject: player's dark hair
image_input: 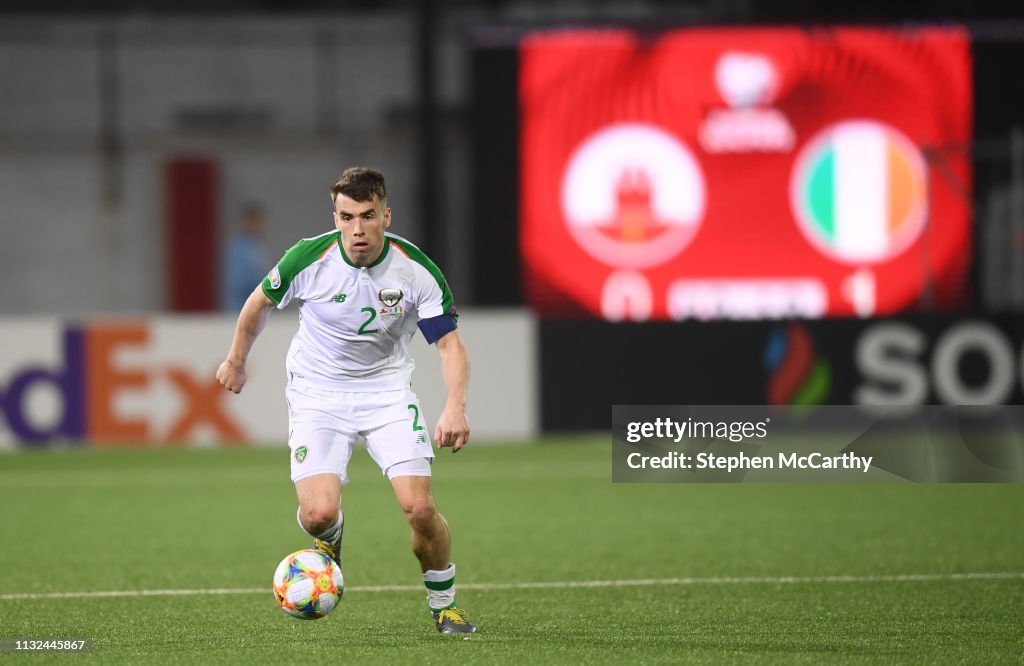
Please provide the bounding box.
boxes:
[330,167,387,205]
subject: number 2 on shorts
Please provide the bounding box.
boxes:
[408,404,425,432]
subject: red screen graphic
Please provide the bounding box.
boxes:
[520,27,972,320]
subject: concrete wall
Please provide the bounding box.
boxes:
[0,14,471,314]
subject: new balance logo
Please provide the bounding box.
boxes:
[330,293,347,303]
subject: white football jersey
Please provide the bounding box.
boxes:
[262,231,457,391]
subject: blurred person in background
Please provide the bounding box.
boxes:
[222,203,270,312]
[215,167,476,634]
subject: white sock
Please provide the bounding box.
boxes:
[298,507,344,540]
[424,563,456,612]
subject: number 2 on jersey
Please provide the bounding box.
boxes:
[358,307,378,334]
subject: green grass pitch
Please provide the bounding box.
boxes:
[1,438,1022,664]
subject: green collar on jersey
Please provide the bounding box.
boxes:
[339,234,390,269]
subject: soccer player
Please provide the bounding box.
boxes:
[215,167,476,634]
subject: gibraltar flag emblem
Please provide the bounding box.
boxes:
[560,122,707,269]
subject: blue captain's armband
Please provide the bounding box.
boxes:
[418,314,458,344]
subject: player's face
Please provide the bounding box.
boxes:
[333,194,391,267]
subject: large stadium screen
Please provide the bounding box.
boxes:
[519,27,972,320]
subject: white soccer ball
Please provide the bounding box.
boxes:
[272,549,344,620]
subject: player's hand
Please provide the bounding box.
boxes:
[434,406,470,453]
[216,360,248,394]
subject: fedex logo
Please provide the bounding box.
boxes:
[0,323,243,446]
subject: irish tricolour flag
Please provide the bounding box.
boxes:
[792,121,927,263]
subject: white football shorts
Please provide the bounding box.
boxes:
[285,378,434,484]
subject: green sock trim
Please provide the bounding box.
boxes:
[424,577,455,591]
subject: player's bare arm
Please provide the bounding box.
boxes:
[434,329,470,452]
[216,286,275,394]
